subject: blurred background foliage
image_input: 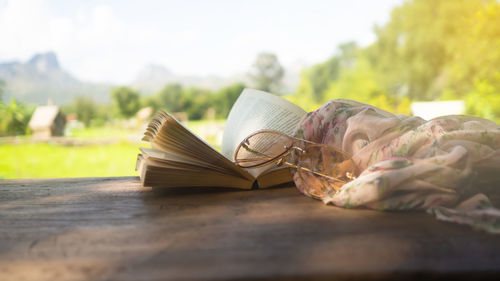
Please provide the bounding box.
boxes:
[0,98,34,136]
[288,0,500,123]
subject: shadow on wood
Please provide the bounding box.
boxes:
[0,177,499,280]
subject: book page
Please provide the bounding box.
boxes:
[142,111,255,182]
[137,154,254,189]
[221,89,307,161]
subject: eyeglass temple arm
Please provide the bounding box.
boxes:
[278,160,348,184]
[279,145,355,183]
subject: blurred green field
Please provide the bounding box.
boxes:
[0,142,140,179]
[69,126,140,138]
[0,120,225,179]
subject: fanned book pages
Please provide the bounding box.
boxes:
[137,88,307,189]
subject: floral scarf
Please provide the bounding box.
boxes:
[292,99,500,233]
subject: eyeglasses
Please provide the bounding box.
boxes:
[234,129,357,199]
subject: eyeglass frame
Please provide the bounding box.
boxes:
[234,129,357,183]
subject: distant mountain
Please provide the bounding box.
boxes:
[131,64,242,95]
[0,52,111,105]
[0,52,302,105]
[131,63,301,95]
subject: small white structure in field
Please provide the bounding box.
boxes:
[29,105,66,138]
[411,100,465,120]
[136,107,154,123]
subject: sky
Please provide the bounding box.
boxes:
[0,0,404,84]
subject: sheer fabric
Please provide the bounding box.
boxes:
[292,99,500,233]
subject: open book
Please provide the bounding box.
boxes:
[136,89,307,189]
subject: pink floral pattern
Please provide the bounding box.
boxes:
[292,99,500,233]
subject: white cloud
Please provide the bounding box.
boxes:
[0,0,402,84]
[0,0,53,59]
[0,0,142,83]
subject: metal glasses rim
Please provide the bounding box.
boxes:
[234,129,351,168]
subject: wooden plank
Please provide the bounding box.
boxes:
[0,177,499,281]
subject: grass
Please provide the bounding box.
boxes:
[185,119,225,150]
[69,126,139,138]
[0,119,225,179]
[0,142,141,179]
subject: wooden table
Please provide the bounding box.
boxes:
[1,177,499,280]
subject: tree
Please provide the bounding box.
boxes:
[213,83,245,118]
[0,80,4,101]
[155,84,217,120]
[157,83,187,112]
[141,95,161,113]
[0,99,33,136]
[73,97,97,127]
[184,87,213,120]
[307,57,340,102]
[367,0,499,100]
[291,0,500,120]
[303,42,359,102]
[249,53,284,93]
[111,87,141,118]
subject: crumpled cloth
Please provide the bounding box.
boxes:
[292,99,500,233]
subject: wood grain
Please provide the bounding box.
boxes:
[0,177,499,281]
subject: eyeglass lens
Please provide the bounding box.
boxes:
[235,131,294,168]
[290,144,356,199]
